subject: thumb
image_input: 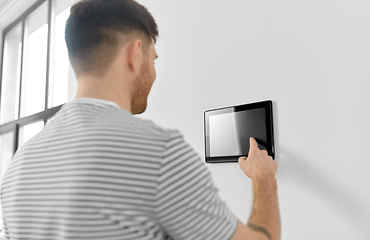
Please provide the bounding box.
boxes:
[249,137,259,152]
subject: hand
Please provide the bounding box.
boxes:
[238,137,277,181]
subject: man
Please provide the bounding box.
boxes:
[1,0,280,239]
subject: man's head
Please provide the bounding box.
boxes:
[65,0,159,114]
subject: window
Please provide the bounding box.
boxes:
[20,1,49,117]
[0,131,14,229]
[0,132,14,184]
[18,121,45,148]
[49,0,77,108]
[0,0,77,226]
[0,22,22,125]
[50,7,71,107]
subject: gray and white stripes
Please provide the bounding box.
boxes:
[1,98,237,240]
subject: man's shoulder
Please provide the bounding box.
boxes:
[54,99,182,142]
[132,116,181,139]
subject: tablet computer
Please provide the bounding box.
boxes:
[204,100,275,163]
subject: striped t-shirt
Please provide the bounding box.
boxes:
[1,98,238,240]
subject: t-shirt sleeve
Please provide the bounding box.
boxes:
[155,131,238,240]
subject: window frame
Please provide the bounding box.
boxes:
[0,0,64,155]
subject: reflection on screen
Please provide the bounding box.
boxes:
[209,108,267,157]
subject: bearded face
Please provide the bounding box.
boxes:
[130,58,155,114]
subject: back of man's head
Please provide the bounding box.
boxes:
[65,0,159,78]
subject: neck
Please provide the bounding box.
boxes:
[75,75,132,112]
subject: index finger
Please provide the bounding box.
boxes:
[249,137,260,152]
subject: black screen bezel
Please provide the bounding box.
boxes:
[204,100,275,163]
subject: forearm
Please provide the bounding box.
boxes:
[247,177,281,240]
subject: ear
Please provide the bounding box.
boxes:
[127,39,144,74]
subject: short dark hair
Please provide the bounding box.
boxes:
[65,0,159,77]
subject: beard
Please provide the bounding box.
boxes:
[130,59,154,115]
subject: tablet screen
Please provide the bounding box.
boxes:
[209,108,267,157]
[204,100,274,163]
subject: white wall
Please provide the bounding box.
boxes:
[137,0,370,239]
[1,0,369,239]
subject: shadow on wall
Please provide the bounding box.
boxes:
[272,101,369,235]
[276,146,370,233]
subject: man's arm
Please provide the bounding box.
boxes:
[230,137,281,240]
